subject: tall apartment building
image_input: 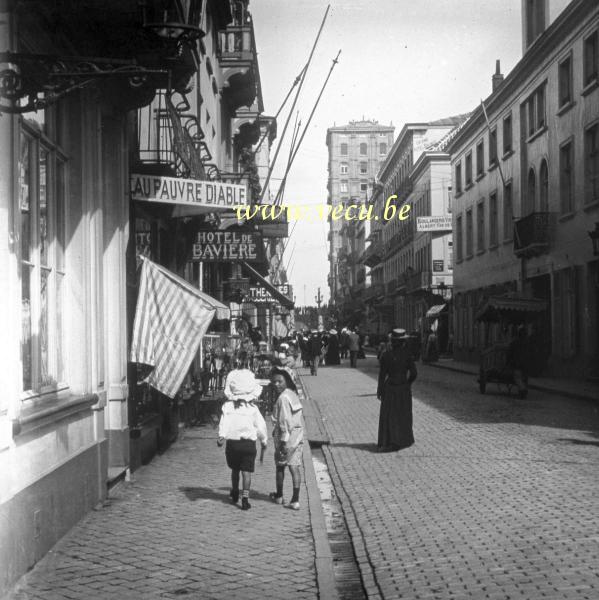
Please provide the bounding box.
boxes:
[326,120,394,307]
[448,0,599,377]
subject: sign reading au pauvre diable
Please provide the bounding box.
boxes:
[130,174,247,209]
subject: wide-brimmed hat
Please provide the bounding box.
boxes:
[391,328,408,339]
[225,369,263,401]
[270,366,297,392]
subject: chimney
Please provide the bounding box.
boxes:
[492,60,504,92]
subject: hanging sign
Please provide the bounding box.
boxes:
[191,230,266,262]
[416,215,453,232]
[130,173,248,209]
[248,284,292,304]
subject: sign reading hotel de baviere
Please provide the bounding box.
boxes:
[130,174,248,209]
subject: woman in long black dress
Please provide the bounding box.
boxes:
[376,328,417,452]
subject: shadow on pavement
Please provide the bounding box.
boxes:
[178,486,275,504]
[330,442,379,453]
[555,437,599,447]
[352,356,599,434]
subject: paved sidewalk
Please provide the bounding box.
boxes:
[3,418,326,600]
[428,357,599,402]
[301,360,599,600]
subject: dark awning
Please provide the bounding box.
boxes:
[241,261,294,310]
[475,295,547,322]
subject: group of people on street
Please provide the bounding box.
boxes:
[217,364,304,511]
[296,327,365,375]
[214,324,424,512]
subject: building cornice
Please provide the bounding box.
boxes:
[411,151,450,183]
[447,0,598,155]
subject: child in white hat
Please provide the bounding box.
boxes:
[218,369,267,510]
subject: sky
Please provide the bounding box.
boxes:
[250,0,524,307]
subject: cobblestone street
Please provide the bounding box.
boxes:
[301,356,599,600]
[4,424,319,600]
[5,356,599,600]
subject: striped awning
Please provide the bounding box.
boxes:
[475,295,547,322]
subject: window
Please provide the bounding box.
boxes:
[539,159,549,211]
[584,30,598,87]
[524,84,546,137]
[490,192,498,247]
[340,181,348,193]
[503,182,513,241]
[489,128,497,166]
[585,124,599,204]
[359,161,368,174]
[466,209,473,257]
[476,140,484,177]
[477,201,485,252]
[558,54,572,108]
[527,168,536,214]
[456,215,463,262]
[465,152,473,186]
[340,143,348,156]
[359,142,367,155]
[340,163,348,174]
[19,122,67,395]
[379,143,387,155]
[360,181,368,192]
[503,113,513,154]
[560,140,573,213]
[455,162,462,194]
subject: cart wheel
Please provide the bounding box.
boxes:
[478,371,486,394]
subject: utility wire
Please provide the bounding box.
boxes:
[250,63,308,162]
[258,4,330,204]
[275,50,341,206]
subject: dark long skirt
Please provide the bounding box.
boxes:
[377,382,414,450]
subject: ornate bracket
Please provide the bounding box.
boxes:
[0,52,168,114]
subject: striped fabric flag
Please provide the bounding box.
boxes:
[130,258,217,398]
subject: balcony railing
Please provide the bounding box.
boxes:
[406,270,431,294]
[513,212,554,258]
[364,240,383,267]
[363,283,385,302]
[136,90,219,180]
[386,278,398,295]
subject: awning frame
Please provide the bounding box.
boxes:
[241,261,294,310]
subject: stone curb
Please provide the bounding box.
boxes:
[428,360,599,402]
[296,374,340,600]
[322,444,382,600]
[298,372,380,600]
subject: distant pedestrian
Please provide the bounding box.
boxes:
[306,331,322,375]
[325,329,340,365]
[269,367,304,510]
[339,328,349,359]
[376,328,417,452]
[507,326,529,399]
[347,328,360,368]
[217,369,267,510]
